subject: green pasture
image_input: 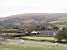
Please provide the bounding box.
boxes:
[20,36,56,42]
[0,36,67,50]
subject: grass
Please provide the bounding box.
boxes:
[22,36,55,40]
[0,39,67,50]
[0,36,67,50]
[20,36,56,42]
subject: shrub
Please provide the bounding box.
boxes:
[55,27,67,42]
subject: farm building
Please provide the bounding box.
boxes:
[31,30,57,36]
[31,31,40,35]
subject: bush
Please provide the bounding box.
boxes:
[55,27,67,42]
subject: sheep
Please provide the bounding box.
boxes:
[17,39,24,44]
[54,43,58,46]
[19,39,24,43]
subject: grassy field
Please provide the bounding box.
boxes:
[20,36,57,42]
[0,36,67,50]
[22,36,55,41]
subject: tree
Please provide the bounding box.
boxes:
[53,26,59,30]
[55,27,67,42]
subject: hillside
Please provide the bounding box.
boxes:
[0,13,66,28]
[49,14,67,27]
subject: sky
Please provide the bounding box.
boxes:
[0,0,67,17]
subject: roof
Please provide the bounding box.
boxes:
[31,31,38,33]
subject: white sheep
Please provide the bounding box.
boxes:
[17,39,24,44]
[19,39,24,43]
[54,43,58,46]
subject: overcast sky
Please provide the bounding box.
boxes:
[0,0,67,17]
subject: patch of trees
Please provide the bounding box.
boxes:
[55,27,67,42]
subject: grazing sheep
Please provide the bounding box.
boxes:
[54,43,58,46]
[17,39,24,44]
[19,39,24,43]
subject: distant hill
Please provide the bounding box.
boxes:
[0,13,66,28]
[49,14,67,27]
